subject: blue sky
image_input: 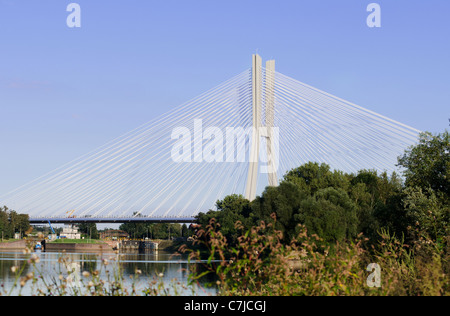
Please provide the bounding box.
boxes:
[0,0,449,194]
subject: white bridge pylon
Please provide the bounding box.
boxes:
[0,55,420,220]
[245,55,278,201]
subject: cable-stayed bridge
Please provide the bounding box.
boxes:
[0,55,420,224]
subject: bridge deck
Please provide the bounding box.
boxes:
[29,217,196,224]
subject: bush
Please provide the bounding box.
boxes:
[185,216,449,296]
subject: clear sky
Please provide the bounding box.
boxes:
[0,0,449,195]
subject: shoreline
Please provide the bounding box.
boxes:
[45,241,114,252]
[0,240,27,250]
[0,239,189,253]
[0,240,114,252]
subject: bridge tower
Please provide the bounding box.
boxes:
[245,54,279,201]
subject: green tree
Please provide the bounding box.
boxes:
[283,162,350,195]
[0,206,30,239]
[295,187,358,243]
[398,131,449,200]
[181,224,190,237]
[397,130,449,242]
[0,207,10,239]
[403,186,449,241]
[196,194,252,245]
[349,170,405,239]
[251,181,306,241]
[78,223,99,239]
[120,222,148,239]
[119,222,182,240]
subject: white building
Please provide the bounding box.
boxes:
[60,225,81,239]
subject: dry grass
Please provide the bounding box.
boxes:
[183,216,449,296]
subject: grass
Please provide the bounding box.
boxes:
[50,239,104,244]
[0,239,21,243]
[182,217,449,296]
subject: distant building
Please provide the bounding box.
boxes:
[60,225,81,239]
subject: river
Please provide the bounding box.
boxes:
[0,249,216,296]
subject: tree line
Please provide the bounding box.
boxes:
[0,206,31,239]
[119,221,194,240]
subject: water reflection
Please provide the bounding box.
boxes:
[0,250,215,296]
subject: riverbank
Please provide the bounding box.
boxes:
[0,240,26,250]
[45,240,114,252]
[0,239,189,253]
[0,239,114,252]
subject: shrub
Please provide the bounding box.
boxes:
[185,216,449,296]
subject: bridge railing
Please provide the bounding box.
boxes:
[29,216,197,224]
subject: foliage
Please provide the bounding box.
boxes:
[283,162,350,195]
[350,170,405,239]
[119,220,190,240]
[197,164,406,245]
[78,223,99,239]
[196,194,252,245]
[251,182,306,241]
[185,217,449,296]
[0,206,30,239]
[190,129,450,296]
[398,131,449,200]
[294,187,358,244]
[397,130,449,243]
[403,186,449,242]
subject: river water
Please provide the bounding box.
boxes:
[0,249,216,296]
